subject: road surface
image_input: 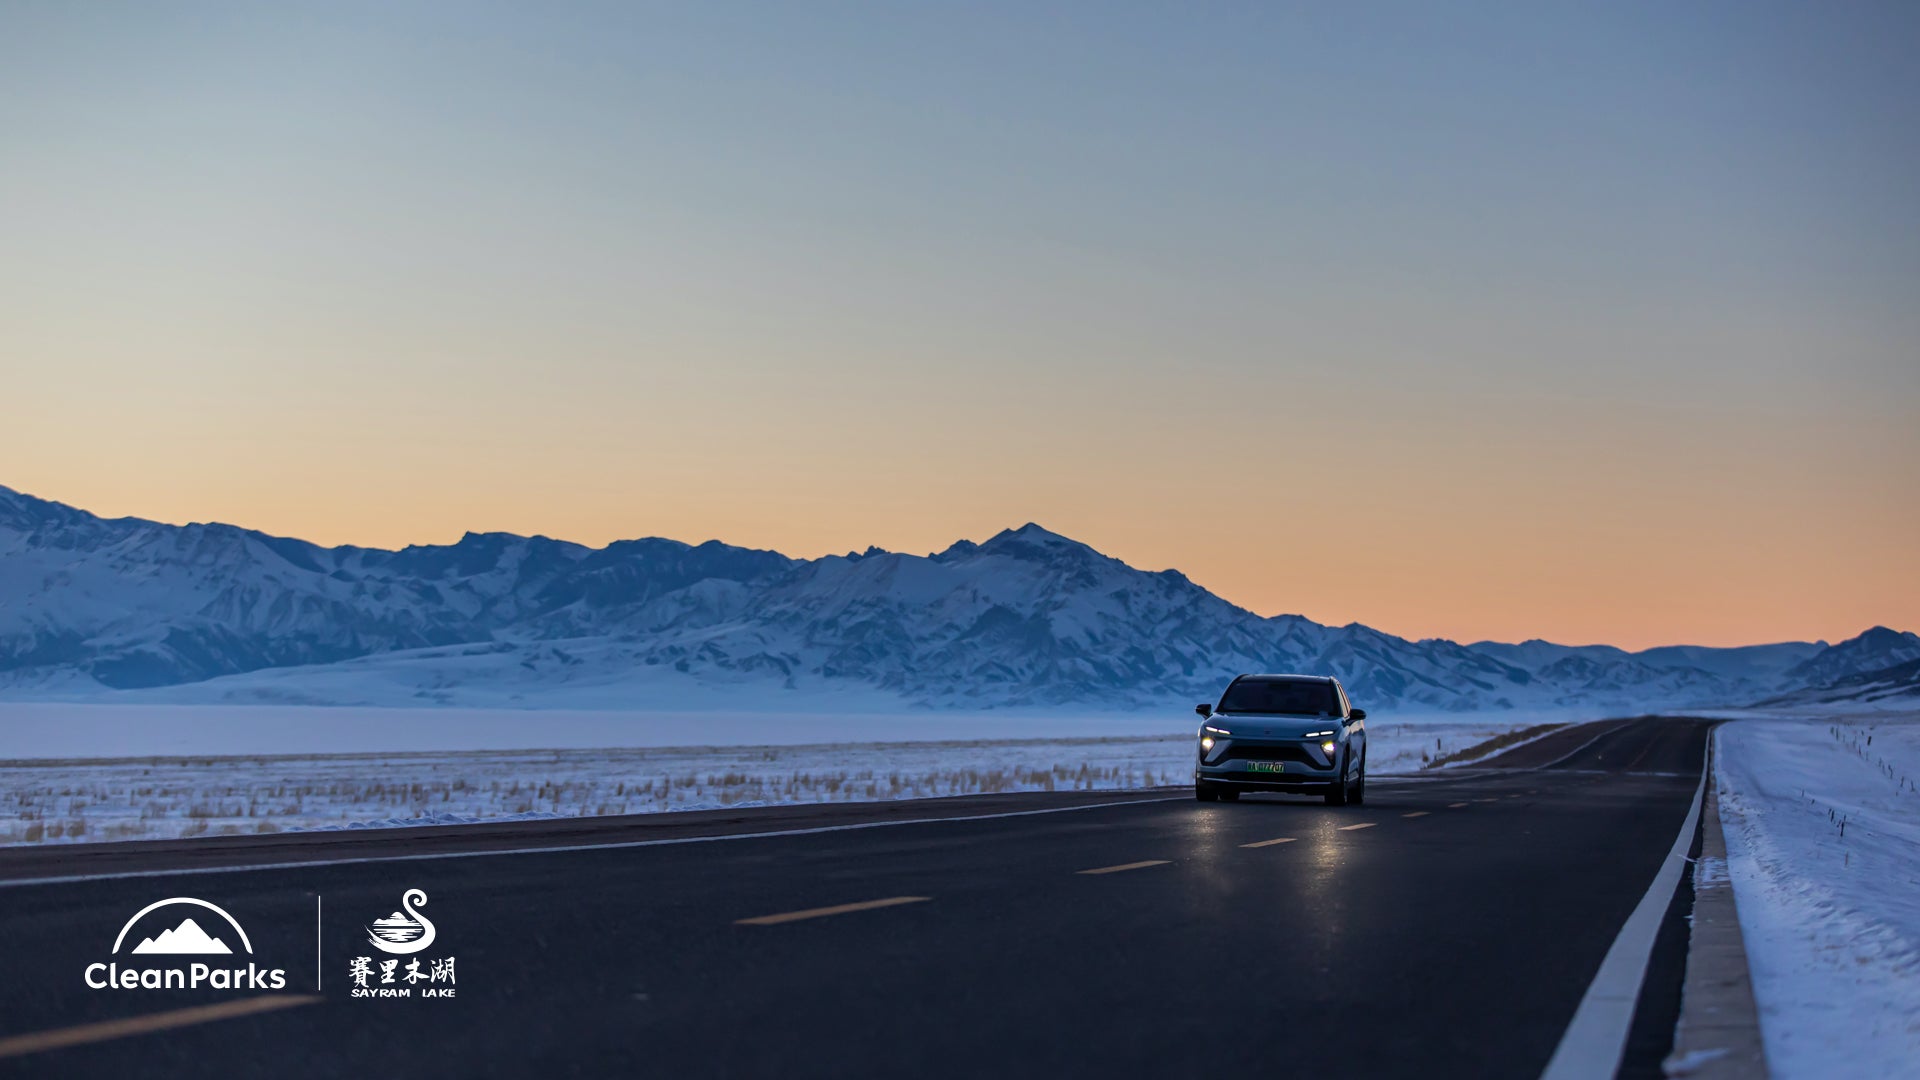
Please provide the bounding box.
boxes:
[0,716,1710,1078]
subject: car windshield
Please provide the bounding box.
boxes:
[1217,678,1339,716]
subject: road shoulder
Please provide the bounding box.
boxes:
[1665,729,1768,1078]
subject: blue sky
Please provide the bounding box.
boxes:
[3,1,1915,646]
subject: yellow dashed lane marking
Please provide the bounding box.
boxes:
[1240,837,1298,848]
[1078,860,1171,875]
[1336,822,1376,831]
[1474,798,1501,803]
[1448,802,1470,808]
[1402,811,1431,818]
[736,896,930,925]
[0,995,321,1061]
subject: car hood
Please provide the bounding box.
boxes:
[1208,715,1339,739]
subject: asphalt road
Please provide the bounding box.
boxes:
[0,716,1711,1079]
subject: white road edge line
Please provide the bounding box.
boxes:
[1538,756,1706,1080]
[0,794,1190,889]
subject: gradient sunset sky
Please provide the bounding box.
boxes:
[3,2,1916,650]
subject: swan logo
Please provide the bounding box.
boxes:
[349,888,457,999]
[85,897,287,991]
[367,889,436,954]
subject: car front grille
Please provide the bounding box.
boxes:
[1221,743,1322,766]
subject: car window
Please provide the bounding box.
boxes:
[1217,679,1339,716]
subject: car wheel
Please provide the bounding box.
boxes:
[1195,784,1219,802]
[1351,754,1366,806]
[1324,754,1351,806]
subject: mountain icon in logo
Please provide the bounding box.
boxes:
[367,888,436,955]
[130,917,233,955]
[110,898,254,956]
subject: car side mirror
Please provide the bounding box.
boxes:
[1349,708,1366,721]
[1195,703,1212,718]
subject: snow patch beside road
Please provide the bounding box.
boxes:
[1714,712,1920,1079]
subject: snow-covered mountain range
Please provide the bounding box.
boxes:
[2,483,1914,712]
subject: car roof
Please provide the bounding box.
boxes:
[1235,673,1335,683]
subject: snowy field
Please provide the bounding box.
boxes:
[1714,710,1920,1079]
[0,705,1557,844]
[0,702,1188,758]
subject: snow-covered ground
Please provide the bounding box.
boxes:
[0,701,1185,758]
[1714,710,1920,1079]
[0,704,1551,844]
[0,736,1194,843]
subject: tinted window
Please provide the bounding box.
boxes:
[1217,678,1340,716]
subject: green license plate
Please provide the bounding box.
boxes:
[1247,761,1285,774]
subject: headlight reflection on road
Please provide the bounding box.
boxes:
[1182,797,1235,887]
[1295,821,1350,907]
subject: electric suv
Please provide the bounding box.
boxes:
[1194,674,1367,805]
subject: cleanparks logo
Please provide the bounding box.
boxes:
[86,897,288,991]
[350,888,456,998]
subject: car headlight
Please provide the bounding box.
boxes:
[1203,725,1231,735]
[1321,740,1336,755]
[1201,736,1215,750]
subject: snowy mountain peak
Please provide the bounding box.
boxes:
[972,523,1103,563]
[0,485,34,529]
[0,483,92,532]
[997,522,1076,544]
[1782,626,1920,689]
